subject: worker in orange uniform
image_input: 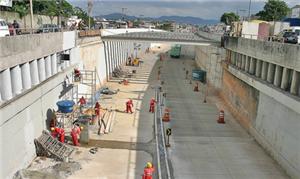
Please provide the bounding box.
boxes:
[50,127,65,143]
[71,124,82,146]
[149,98,156,113]
[142,162,155,179]
[126,99,133,113]
[94,102,101,118]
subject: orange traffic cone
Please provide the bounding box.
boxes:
[162,108,170,122]
[217,110,225,124]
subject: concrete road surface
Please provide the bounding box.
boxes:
[160,57,289,179]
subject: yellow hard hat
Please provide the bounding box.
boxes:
[146,162,152,168]
[80,126,84,130]
[50,127,55,131]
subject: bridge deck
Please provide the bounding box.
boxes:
[102,31,219,45]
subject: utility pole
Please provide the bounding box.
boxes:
[248,0,252,21]
[29,0,34,33]
[122,7,127,21]
[88,0,93,30]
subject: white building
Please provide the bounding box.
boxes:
[291,5,300,18]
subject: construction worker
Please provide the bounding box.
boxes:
[78,96,86,113]
[142,162,155,179]
[50,127,65,143]
[94,102,101,118]
[149,98,156,113]
[71,124,82,146]
[74,68,81,82]
[126,99,133,113]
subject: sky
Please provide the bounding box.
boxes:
[68,0,300,20]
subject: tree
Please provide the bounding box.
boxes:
[12,1,29,18]
[12,1,29,28]
[73,7,94,29]
[256,0,289,21]
[220,12,239,25]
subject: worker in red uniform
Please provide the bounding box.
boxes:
[50,127,65,143]
[94,102,101,118]
[71,124,82,146]
[142,162,155,179]
[126,99,133,113]
[149,98,156,113]
[78,96,86,106]
[74,68,81,81]
[78,96,86,113]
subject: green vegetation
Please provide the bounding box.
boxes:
[157,21,173,31]
[2,0,94,27]
[12,1,29,19]
[220,12,239,25]
[256,0,289,21]
[73,6,95,27]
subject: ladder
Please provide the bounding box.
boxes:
[35,130,75,161]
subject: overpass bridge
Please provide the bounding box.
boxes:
[101,31,220,46]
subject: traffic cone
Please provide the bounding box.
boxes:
[162,108,170,122]
[217,110,225,124]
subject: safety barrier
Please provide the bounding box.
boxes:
[154,86,172,179]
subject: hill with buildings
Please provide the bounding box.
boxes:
[98,13,218,25]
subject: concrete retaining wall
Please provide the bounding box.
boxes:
[253,93,300,178]
[194,45,225,90]
[195,42,300,178]
[0,31,76,71]
[0,67,74,179]
[221,69,259,130]
[77,36,107,85]
[227,65,300,178]
[224,37,300,71]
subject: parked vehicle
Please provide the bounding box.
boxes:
[37,24,60,33]
[285,32,298,44]
[0,19,10,37]
[273,31,294,43]
[290,27,300,44]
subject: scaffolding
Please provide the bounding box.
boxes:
[54,69,97,132]
[72,69,97,107]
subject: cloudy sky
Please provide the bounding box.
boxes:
[69,0,299,20]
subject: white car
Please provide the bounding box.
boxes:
[0,19,10,37]
[289,27,300,44]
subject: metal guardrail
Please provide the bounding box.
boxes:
[154,86,172,179]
